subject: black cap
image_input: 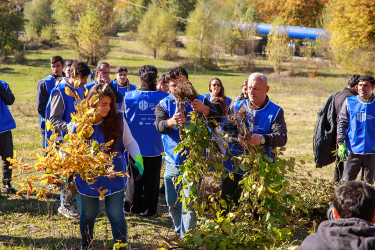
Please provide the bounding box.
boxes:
[358,75,375,84]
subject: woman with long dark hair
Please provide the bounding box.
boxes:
[204,77,232,116]
[75,83,144,249]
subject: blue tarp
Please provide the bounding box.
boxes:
[235,22,329,40]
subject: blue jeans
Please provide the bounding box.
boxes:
[164,163,199,238]
[77,191,127,249]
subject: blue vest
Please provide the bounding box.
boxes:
[37,75,56,128]
[346,96,375,154]
[75,111,128,197]
[45,82,85,147]
[0,81,16,134]
[203,94,232,110]
[160,94,206,166]
[85,80,118,92]
[203,94,232,127]
[224,99,281,174]
[113,82,137,110]
[124,90,169,156]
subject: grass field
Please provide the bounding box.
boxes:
[0,37,353,249]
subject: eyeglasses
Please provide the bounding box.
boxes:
[169,83,178,88]
[211,83,221,87]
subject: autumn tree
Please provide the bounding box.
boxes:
[159,0,197,30]
[115,0,152,32]
[185,0,220,69]
[53,0,115,65]
[0,2,24,57]
[265,17,292,73]
[327,0,375,73]
[253,0,328,27]
[137,4,178,59]
[24,0,53,39]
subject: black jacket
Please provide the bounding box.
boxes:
[313,92,338,168]
[300,218,375,250]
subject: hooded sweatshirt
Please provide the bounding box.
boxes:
[300,218,375,250]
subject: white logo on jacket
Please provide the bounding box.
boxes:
[356,112,366,122]
[139,100,148,111]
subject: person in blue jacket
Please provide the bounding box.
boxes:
[0,80,16,193]
[204,77,232,126]
[113,66,136,110]
[85,62,123,106]
[76,83,144,250]
[45,61,91,219]
[337,75,375,184]
[222,72,287,209]
[123,65,169,217]
[37,56,65,147]
[154,67,219,238]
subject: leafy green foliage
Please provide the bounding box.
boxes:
[170,102,319,248]
[185,1,220,69]
[0,2,24,57]
[24,0,53,38]
[137,4,178,59]
[52,0,114,65]
[265,17,292,73]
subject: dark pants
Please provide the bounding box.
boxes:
[221,172,244,210]
[0,131,13,185]
[124,155,162,216]
[40,127,46,148]
[343,153,375,184]
[333,156,344,183]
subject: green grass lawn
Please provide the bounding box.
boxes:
[0,37,353,249]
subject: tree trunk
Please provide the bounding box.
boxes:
[153,48,156,59]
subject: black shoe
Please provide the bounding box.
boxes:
[2,184,16,193]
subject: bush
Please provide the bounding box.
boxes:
[14,50,27,65]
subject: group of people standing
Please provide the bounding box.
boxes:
[0,55,289,248]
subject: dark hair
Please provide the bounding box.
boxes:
[165,67,188,82]
[97,62,110,72]
[65,60,74,67]
[50,56,64,65]
[72,61,91,77]
[333,181,375,222]
[115,66,128,74]
[86,83,122,152]
[158,73,167,85]
[358,74,375,86]
[139,65,158,87]
[348,74,361,88]
[209,77,227,114]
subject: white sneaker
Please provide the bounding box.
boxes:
[58,205,79,218]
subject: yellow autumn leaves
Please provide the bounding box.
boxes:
[8,86,129,200]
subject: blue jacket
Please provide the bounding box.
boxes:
[45,82,85,147]
[224,99,281,174]
[160,94,206,165]
[113,82,137,110]
[0,81,16,134]
[346,96,375,154]
[74,111,128,197]
[124,90,169,156]
[37,75,57,129]
[203,94,232,110]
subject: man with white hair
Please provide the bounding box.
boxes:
[222,72,287,208]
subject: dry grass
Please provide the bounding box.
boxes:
[0,38,353,248]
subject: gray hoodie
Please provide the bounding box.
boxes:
[300,218,375,250]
